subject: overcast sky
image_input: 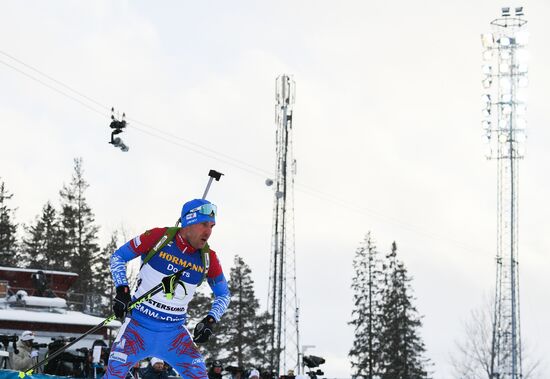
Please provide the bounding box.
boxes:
[1,1,549,378]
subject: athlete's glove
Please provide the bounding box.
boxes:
[113,285,131,319]
[30,350,39,358]
[193,315,216,343]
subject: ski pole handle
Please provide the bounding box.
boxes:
[202,169,223,199]
[175,169,224,226]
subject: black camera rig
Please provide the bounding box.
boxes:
[303,355,326,379]
[0,334,19,354]
[109,107,129,152]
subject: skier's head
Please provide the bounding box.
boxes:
[180,199,216,227]
[180,199,216,249]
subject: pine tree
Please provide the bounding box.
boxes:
[349,232,384,379]
[378,242,430,379]
[187,289,214,327]
[251,310,275,370]
[23,201,65,270]
[0,179,18,267]
[58,158,100,296]
[187,289,222,362]
[90,231,118,316]
[186,255,273,369]
[217,255,263,368]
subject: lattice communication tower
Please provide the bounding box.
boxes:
[481,6,528,379]
[267,74,300,375]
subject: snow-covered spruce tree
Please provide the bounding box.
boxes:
[58,158,100,296]
[349,231,385,379]
[217,255,264,369]
[378,242,430,379]
[0,179,18,267]
[23,201,65,270]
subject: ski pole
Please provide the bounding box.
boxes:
[202,169,223,200]
[174,169,224,226]
[18,268,190,378]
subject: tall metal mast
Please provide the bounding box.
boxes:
[481,7,528,379]
[267,74,300,375]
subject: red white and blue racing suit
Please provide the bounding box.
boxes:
[104,227,230,379]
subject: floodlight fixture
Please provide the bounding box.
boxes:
[481,6,528,158]
[491,6,527,28]
[515,7,524,16]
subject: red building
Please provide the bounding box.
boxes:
[0,266,120,350]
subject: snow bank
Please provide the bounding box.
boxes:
[0,308,120,327]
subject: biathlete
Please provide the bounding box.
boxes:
[103,198,230,379]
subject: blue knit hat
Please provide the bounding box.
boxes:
[181,199,217,227]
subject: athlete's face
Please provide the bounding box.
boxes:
[181,221,215,249]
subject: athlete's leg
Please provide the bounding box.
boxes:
[159,325,207,379]
[103,318,152,379]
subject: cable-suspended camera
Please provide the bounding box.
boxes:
[109,107,129,152]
